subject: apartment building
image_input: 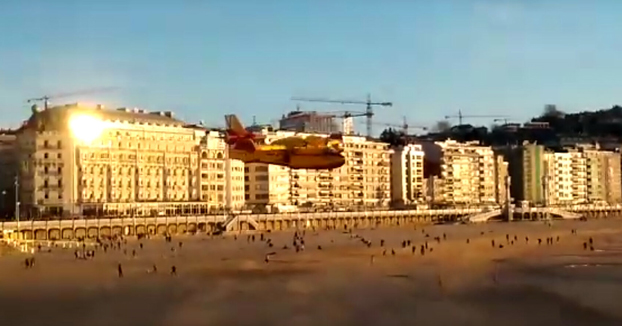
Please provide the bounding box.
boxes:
[341,135,392,207]
[507,143,622,206]
[543,152,574,204]
[600,151,622,204]
[279,111,339,134]
[494,154,509,205]
[570,146,621,204]
[244,129,392,211]
[244,163,291,210]
[505,143,547,205]
[391,144,425,206]
[0,132,18,218]
[16,103,244,218]
[199,130,245,210]
[421,140,501,206]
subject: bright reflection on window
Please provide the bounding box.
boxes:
[69,115,106,144]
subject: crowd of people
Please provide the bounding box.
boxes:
[13,220,599,287]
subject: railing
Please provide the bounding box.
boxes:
[2,204,621,232]
[0,208,485,232]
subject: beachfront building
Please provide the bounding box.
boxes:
[390,144,425,206]
[15,103,244,218]
[505,143,548,206]
[507,142,622,206]
[420,139,502,206]
[243,128,392,211]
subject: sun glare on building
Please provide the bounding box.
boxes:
[69,114,105,144]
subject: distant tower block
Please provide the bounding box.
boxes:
[343,117,354,135]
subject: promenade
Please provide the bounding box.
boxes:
[1,204,622,241]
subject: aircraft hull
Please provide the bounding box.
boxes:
[229,149,345,170]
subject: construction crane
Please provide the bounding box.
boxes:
[291,94,393,137]
[444,109,508,125]
[27,87,119,110]
[493,118,520,125]
[375,116,428,134]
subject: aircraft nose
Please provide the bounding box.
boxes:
[332,155,345,168]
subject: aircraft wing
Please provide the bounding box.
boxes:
[305,136,327,147]
[270,137,307,149]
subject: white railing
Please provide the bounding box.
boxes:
[0,208,485,232]
[1,204,620,232]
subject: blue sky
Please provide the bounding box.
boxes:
[1,0,621,134]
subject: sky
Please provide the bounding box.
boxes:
[1,0,622,134]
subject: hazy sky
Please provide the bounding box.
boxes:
[1,0,621,133]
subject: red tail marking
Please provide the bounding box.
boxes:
[232,138,256,152]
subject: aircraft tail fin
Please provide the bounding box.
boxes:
[225,115,247,137]
[224,114,256,152]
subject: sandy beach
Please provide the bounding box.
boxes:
[1,219,622,326]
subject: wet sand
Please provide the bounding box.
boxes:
[1,219,622,326]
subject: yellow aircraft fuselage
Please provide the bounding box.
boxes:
[229,145,346,170]
[224,114,346,170]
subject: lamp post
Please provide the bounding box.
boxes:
[505,175,512,221]
[14,175,19,239]
[224,142,237,232]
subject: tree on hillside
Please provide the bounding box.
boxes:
[379,128,406,147]
[543,104,564,118]
[433,120,451,132]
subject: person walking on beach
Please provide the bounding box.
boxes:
[117,263,124,278]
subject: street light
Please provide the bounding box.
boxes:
[14,176,19,239]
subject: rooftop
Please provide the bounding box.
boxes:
[22,103,186,132]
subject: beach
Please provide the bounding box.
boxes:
[1,219,622,326]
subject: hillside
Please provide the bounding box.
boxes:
[381,105,622,148]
